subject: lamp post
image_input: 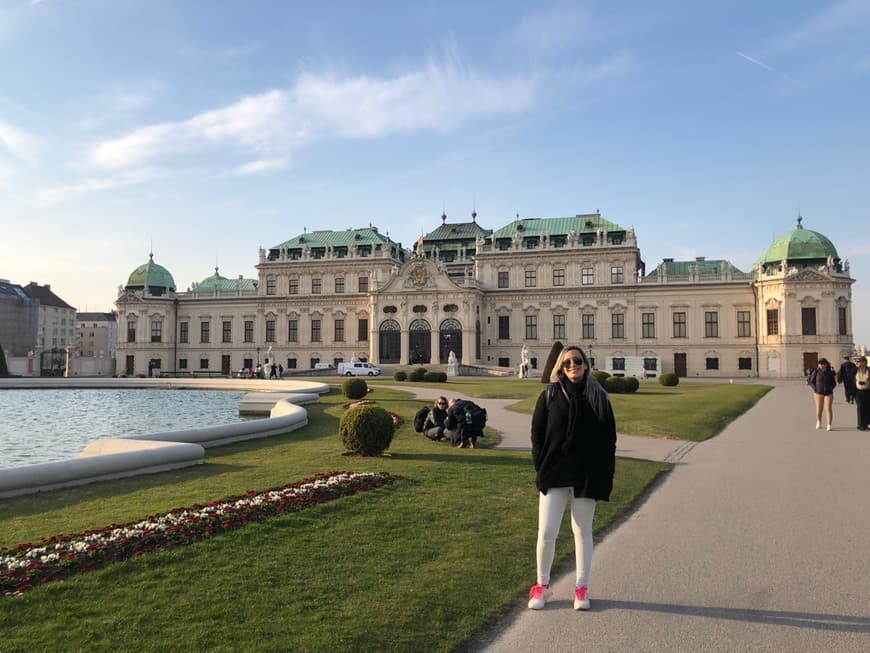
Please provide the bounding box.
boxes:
[256,346,261,367]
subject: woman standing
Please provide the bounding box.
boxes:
[853,356,870,430]
[807,358,837,431]
[528,346,616,611]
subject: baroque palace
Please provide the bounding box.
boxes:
[115,211,854,379]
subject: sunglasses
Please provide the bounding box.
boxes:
[437,401,447,406]
[562,357,585,369]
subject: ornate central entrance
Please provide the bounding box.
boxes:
[439,318,462,364]
[409,319,431,364]
[379,319,401,364]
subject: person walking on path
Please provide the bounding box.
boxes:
[807,358,837,431]
[853,356,870,430]
[527,345,616,612]
[837,356,857,404]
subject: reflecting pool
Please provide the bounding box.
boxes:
[0,389,249,469]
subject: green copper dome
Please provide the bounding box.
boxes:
[758,216,838,267]
[196,267,257,292]
[126,253,176,295]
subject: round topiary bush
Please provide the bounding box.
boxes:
[604,376,626,393]
[592,370,610,384]
[423,371,441,382]
[623,376,640,393]
[438,372,448,382]
[409,367,427,382]
[342,377,369,399]
[393,370,407,381]
[340,404,395,456]
[659,372,679,387]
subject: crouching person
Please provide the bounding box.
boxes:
[424,396,449,441]
[444,398,488,448]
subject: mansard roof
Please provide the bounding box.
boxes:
[195,267,257,292]
[271,227,400,250]
[490,212,624,238]
[423,213,491,241]
[645,258,745,280]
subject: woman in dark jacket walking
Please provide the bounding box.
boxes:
[527,345,616,611]
[808,358,837,431]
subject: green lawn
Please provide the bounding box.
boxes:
[0,380,769,652]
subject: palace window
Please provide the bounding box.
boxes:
[498,271,509,288]
[127,319,136,343]
[525,269,536,288]
[553,315,566,340]
[222,320,232,343]
[642,313,655,338]
[311,319,322,342]
[265,319,275,343]
[767,309,779,336]
[151,320,162,343]
[737,311,751,337]
[358,318,368,342]
[738,357,752,370]
[611,314,625,339]
[525,315,538,340]
[582,314,595,340]
[552,268,565,287]
[179,321,189,344]
[359,276,369,293]
[335,319,345,342]
[498,316,510,340]
[200,321,210,344]
[312,278,322,294]
[673,312,687,338]
[838,307,847,336]
[289,279,299,295]
[266,278,276,295]
[582,267,593,285]
[802,307,816,335]
[706,357,719,370]
[611,266,624,284]
[705,312,719,338]
[335,277,345,294]
[244,320,254,343]
[288,319,298,343]
[178,358,188,369]
[200,358,209,370]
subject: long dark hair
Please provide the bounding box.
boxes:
[549,346,609,422]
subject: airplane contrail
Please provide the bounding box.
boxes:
[736,51,796,83]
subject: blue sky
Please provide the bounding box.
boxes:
[2,1,869,342]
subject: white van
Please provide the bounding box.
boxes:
[337,361,382,376]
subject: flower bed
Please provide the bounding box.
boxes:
[1,471,399,597]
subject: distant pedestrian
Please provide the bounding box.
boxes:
[853,356,870,430]
[807,358,837,431]
[837,356,856,404]
[269,363,277,379]
[278,364,284,379]
[527,345,616,612]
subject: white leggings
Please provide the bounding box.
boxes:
[535,488,596,587]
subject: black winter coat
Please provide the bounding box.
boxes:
[531,383,617,501]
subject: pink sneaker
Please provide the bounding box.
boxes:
[527,583,552,610]
[574,585,590,610]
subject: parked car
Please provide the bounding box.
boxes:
[336,361,382,376]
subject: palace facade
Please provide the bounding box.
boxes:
[115,212,854,378]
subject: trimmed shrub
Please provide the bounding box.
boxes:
[342,377,368,399]
[423,371,441,382]
[591,370,610,384]
[393,370,407,381]
[623,377,640,393]
[659,372,680,387]
[340,404,395,456]
[438,372,448,382]
[604,376,626,393]
[409,367,428,382]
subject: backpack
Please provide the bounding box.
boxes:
[462,402,487,433]
[413,406,431,433]
[545,382,560,408]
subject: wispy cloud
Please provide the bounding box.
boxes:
[232,157,288,176]
[766,0,870,53]
[0,119,42,166]
[514,6,591,56]
[34,168,163,206]
[85,48,539,174]
[736,51,797,83]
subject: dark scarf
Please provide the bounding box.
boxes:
[559,371,609,452]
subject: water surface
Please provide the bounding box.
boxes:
[0,389,249,469]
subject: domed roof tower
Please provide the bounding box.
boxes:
[125,253,176,296]
[756,216,840,273]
